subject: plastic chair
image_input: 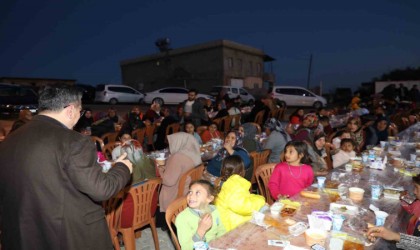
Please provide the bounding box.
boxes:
[145,123,156,151]
[117,178,162,250]
[103,191,125,250]
[165,196,188,250]
[177,164,205,198]
[249,149,271,185]
[165,122,181,143]
[254,110,265,126]
[213,116,232,135]
[90,136,105,152]
[101,132,119,144]
[102,141,121,161]
[131,127,146,146]
[324,143,333,170]
[230,114,241,130]
[255,163,276,205]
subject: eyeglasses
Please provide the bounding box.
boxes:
[64,104,84,116]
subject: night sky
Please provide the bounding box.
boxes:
[1,0,419,92]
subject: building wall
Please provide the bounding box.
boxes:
[122,47,225,93]
[121,40,269,94]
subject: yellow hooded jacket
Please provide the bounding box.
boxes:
[215,174,266,232]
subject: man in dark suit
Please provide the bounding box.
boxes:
[0,86,132,249]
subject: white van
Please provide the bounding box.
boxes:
[269,86,327,109]
[95,84,144,105]
[210,86,255,104]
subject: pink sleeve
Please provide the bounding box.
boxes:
[305,165,314,187]
[268,164,282,199]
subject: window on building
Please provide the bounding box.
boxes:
[249,61,253,74]
[228,57,233,68]
[237,59,242,71]
[257,63,262,74]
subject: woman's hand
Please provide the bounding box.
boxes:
[196,213,213,239]
[367,226,400,242]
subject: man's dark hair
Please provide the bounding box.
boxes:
[38,85,83,112]
[188,89,198,95]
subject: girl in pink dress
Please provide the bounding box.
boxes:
[268,141,314,199]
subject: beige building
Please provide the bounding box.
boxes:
[120,39,275,94]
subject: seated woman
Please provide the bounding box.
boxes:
[74,108,93,132]
[289,108,304,128]
[306,131,329,175]
[111,133,157,228]
[201,122,223,144]
[286,113,319,143]
[365,116,398,147]
[346,117,365,153]
[184,121,203,145]
[158,132,202,216]
[262,118,291,163]
[215,155,266,232]
[203,131,251,184]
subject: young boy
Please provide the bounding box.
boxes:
[332,138,356,168]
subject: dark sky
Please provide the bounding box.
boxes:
[1,0,419,92]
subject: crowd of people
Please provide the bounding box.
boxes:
[1,84,420,249]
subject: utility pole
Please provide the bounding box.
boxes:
[306,53,313,89]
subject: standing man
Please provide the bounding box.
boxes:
[182,89,206,127]
[0,86,132,249]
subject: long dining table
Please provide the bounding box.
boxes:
[209,122,420,250]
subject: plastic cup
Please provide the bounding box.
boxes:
[388,136,395,142]
[270,202,283,216]
[380,141,387,148]
[102,161,112,173]
[338,184,349,199]
[317,176,326,189]
[362,153,369,163]
[411,154,417,162]
[374,211,389,226]
[159,152,165,158]
[332,214,345,231]
[345,163,353,172]
[371,184,382,200]
[156,157,166,166]
[349,187,365,202]
[305,228,327,246]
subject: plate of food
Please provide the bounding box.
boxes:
[329,203,359,215]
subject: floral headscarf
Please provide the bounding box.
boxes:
[264,118,290,141]
[303,113,319,129]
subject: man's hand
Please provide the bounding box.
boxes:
[115,153,133,174]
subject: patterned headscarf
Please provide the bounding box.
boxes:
[264,118,290,141]
[215,131,244,160]
[303,113,319,129]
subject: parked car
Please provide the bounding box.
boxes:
[144,87,214,105]
[209,86,255,104]
[95,84,144,105]
[269,86,327,108]
[0,83,38,117]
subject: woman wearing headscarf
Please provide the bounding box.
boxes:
[365,116,398,147]
[346,117,365,153]
[239,123,261,152]
[203,131,251,183]
[74,108,93,132]
[306,130,329,176]
[287,113,319,142]
[263,118,291,163]
[158,132,202,213]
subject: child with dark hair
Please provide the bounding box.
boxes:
[175,180,226,249]
[215,155,265,231]
[268,141,314,198]
[332,138,356,168]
